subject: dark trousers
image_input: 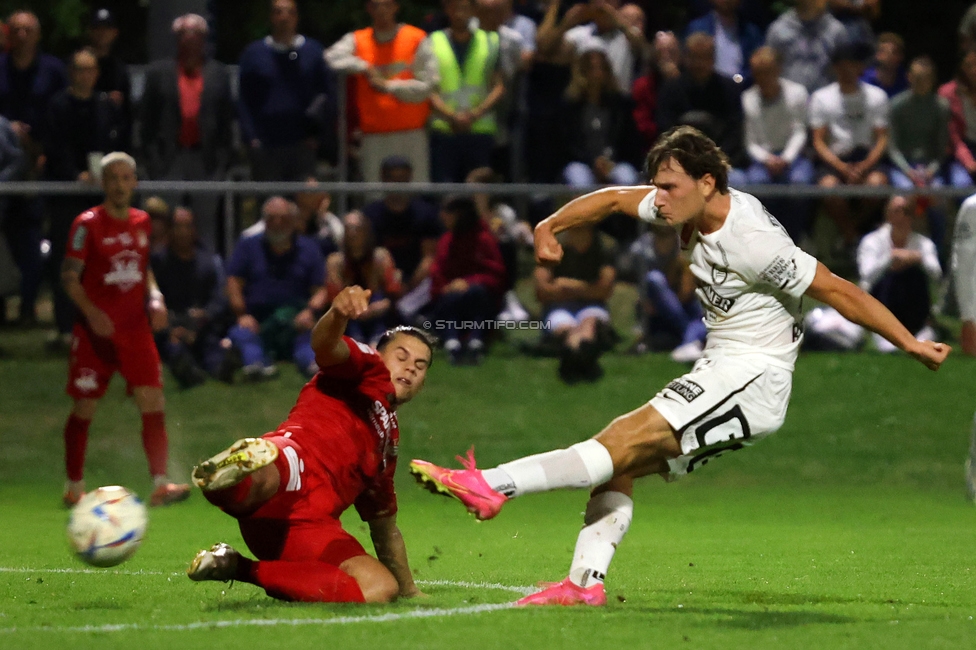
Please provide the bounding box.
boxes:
[870,266,931,335]
[1,195,43,320]
[429,132,494,183]
[47,195,92,334]
[432,283,495,342]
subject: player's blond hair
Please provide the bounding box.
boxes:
[100,152,137,175]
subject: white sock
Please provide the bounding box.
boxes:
[481,439,615,498]
[153,475,170,488]
[568,491,634,588]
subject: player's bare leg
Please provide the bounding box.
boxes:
[63,398,99,506]
[340,555,400,603]
[133,386,190,506]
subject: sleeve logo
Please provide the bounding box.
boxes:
[759,256,797,288]
[72,225,87,252]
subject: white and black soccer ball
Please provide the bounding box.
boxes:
[67,486,148,567]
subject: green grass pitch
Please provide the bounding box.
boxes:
[1,329,975,649]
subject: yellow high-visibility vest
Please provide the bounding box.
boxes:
[429,29,499,134]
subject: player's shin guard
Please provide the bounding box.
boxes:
[568,491,633,588]
[64,415,91,481]
[247,561,366,603]
[487,439,615,498]
[140,411,169,478]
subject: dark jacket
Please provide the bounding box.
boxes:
[559,91,642,169]
[657,71,747,167]
[44,90,129,181]
[686,12,764,82]
[139,59,234,179]
[430,219,506,299]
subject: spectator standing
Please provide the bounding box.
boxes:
[427,0,505,183]
[938,48,976,189]
[151,206,233,387]
[656,33,747,179]
[87,9,131,117]
[828,0,879,47]
[0,10,66,324]
[429,196,506,364]
[686,0,764,83]
[140,14,233,253]
[560,39,641,188]
[952,191,976,356]
[630,30,683,154]
[325,211,403,345]
[239,0,336,182]
[857,195,940,352]
[45,47,129,347]
[60,152,190,508]
[861,32,907,98]
[325,0,436,183]
[765,0,848,94]
[226,197,328,381]
[742,46,813,240]
[810,42,890,249]
[534,224,616,383]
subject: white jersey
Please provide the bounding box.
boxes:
[638,188,818,370]
[953,194,976,322]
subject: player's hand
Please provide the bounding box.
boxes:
[534,221,563,265]
[400,586,428,599]
[86,307,115,338]
[445,278,469,294]
[238,314,260,333]
[293,307,316,331]
[148,298,168,332]
[331,285,372,319]
[907,339,951,371]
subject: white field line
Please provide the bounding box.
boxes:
[0,567,532,634]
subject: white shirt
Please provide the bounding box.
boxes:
[857,224,941,293]
[742,78,809,164]
[953,194,976,321]
[565,25,634,94]
[809,81,889,156]
[638,188,818,370]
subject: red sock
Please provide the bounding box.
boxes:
[245,560,365,603]
[140,412,168,477]
[202,475,254,511]
[64,415,91,482]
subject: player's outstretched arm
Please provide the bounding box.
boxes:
[535,186,654,264]
[311,285,372,368]
[804,262,951,370]
[368,515,424,599]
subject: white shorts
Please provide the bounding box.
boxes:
[649,354,793,477]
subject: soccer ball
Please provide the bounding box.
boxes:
[67,486,148,567]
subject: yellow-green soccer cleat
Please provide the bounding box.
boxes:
[192,437,279,491]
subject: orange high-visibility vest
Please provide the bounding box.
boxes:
[352,25,431,134]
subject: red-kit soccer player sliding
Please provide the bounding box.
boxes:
[187,285,434,604]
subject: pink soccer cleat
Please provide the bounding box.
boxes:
[515,577,607,607]
[409,447,508,521]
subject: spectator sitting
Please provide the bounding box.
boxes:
[225,196,328,381]
[144,196,172,256]
[363,156,442,320]
[861,32,908,98]
[888,55,950,256]
[765,0,848,94]
[427,0,506,183]
[239,0,335,182]
[0,10,67,325]
[87,9,130,118]
[938,48,976,189]
[742,46,813,241]
[242,176,343,256]
[140,14,233,252]
[324,0,436,183]
[151,206,234,387]
[952,191,976,356]
[534,223,616,383]
[657,33,747,182]
[810,41,890,250]
[325,211,403,345]
[858,195,941,352]
[429,195,506,365]
[44,47,129,347]
[686,0,763,83]
[629,225,707,363]
[560,39,641,189]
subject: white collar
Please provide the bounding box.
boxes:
[264,34,306,51]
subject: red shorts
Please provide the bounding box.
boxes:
[67,323,162,399]
[237,433,367,567]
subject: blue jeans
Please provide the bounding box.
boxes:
[432,283,495,343]
[645,270,706,346]
[948,161,975,188]
[563,161,640,187]
[746,156,815,242]
[226,324,315,371]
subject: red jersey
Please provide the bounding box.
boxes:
[281,336,399,521]
[65,206,152,329]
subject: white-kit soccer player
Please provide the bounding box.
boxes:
[410,126,951,606]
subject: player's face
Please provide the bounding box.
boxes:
[102,162,137,209]
[651,158,709,226]
[380,334,431,404]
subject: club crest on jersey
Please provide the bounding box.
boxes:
[711,265,729,284]
[74,368,99,393]
[104,251,144,291]
[664,379,704,402]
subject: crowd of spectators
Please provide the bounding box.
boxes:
[2,0,976,383]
